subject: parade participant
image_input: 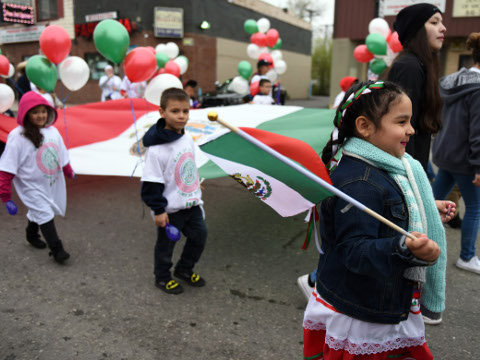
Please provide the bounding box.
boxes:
[183,80,200,108]
[387,3,446,171]
[0,91,74,264]
[120,75,147,99]
[251,79,274,105]
[303,81,451,360]
[141,88,207,295]
[432,32,480,276]
[250,59,271,84]
[98,65,122,101]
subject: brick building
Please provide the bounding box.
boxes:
[0,0,312,104]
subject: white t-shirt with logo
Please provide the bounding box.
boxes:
[0,126,69,224]
[141,135,203,214]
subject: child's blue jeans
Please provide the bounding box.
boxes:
[433,169,480,261]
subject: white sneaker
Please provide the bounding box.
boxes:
[422,315,442,325]
[456,256,480,274]
[297,274,314,300]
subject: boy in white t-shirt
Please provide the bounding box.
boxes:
[252,79,274,105]
[141,88,207,295]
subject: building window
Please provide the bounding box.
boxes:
[36,0,63,21]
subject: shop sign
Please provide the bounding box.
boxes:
[453,0,480,17]
[75,18,133,39]
[0,24,44,43]
[2,2,34,24]
[85,11,117,23]
[379,0,446,16]
[154,7,183,38]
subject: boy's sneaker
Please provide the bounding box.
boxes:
[173,269,206,287]
[155,279,184,294]
[297,274,314,301]
[456,256,480,275]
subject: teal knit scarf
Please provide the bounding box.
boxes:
[342,137,446,313]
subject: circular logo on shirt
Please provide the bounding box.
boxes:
[36,142,61,176]
[174,152,198,193]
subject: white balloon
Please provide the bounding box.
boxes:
[265,69,278,83]
[368,18,390,38]
[174,56,188,75]
[246,43,261,59]
[1,63,14,79]
[58,56,90,91]
[270,50,283,62]
[257,18,270,33]
[155,44,167,54]
[0,83,14,113]
[258,46,269,55]
[165,42,179,59]
[274,60,287,75]
[228,76,249,94]
[145,73,183,106]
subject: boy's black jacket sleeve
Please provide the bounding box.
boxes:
[141,181,168,215]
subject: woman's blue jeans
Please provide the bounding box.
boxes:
[432,169,480,261]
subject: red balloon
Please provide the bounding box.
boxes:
[386,29,393,43]
[0,55,9,76]
[124,47,157,82]
[353,44,374,63]
[250,32,267,47]
[158,68,167,74]
[164,60,180,78]
[258,52,274,68]
[266,29,279,48]
[388,31,403,53]
[39,25,71,64]
[250,81,259,96]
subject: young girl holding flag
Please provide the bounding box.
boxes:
[303,81,453,360]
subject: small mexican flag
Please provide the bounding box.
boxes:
[199,127,333,217]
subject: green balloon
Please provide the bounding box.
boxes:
[25,55,57,92]
[93,19,130,64]
[272,38,282,49]
[238,60,252,80]
[365,33,387,56]
[370,58,387,75]
[244,19,258,35]
[156,52,169,68]
[176,55,189,65]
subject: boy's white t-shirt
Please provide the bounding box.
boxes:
[252,94,274,105]
[120,76,147,98]
[0,126,69,224]
[141,134,203,214]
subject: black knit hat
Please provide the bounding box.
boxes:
[394,3,442,46]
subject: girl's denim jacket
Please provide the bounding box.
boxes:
[316,156,429,324]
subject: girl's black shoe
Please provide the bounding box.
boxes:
[49,246,70,264]
[448,214,462,229]
[26,221,47,249]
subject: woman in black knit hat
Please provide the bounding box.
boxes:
[387,3,446,326]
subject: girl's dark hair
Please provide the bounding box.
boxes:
[466,32,480,64]
[22,116,44,148]
[321,80,405,165]
[389,27,442,133]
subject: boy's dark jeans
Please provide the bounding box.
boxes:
[154,206,207,282]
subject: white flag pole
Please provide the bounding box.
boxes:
[207,111,417,241]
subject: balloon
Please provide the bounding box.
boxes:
[274,60,287,75]
[257,18,270,33]
[258,52,274,68]
[165,42,179,59]
[0,84,14,112]
[155,43,167,54]
[173,55,188,75]
[272,38,282,49]
[59,56,90,91]
[5,200,17,215]
[165,223,181,241]
[237,60,252,80]
[246,43,261,59]
[388,31,403,53]
[1,63,14,79]
[26,55,57,92]
[94,19,130,64]
[265,69,278,83]
[164,60,180,77]
[353,44,374,63]
[265,28,279,48]
[146,46,156,55]
[250,81,260,96]
[370,58,387,75]
[228,76,249,94]
[39,25,71,64]
[156,52,169,68]
[270,50,283,62]
[366,33,387,55]
[250,32,267,47]
[368,18,390,38]
[124,47,157,82]
[244,19,258,34]
[0,55,9,76]
[144,73,183,106]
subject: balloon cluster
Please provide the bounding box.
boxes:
[353,18,403,75]
[152,42,189,79]
[229,17,287,95]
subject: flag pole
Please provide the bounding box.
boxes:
[207,111,417,241]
